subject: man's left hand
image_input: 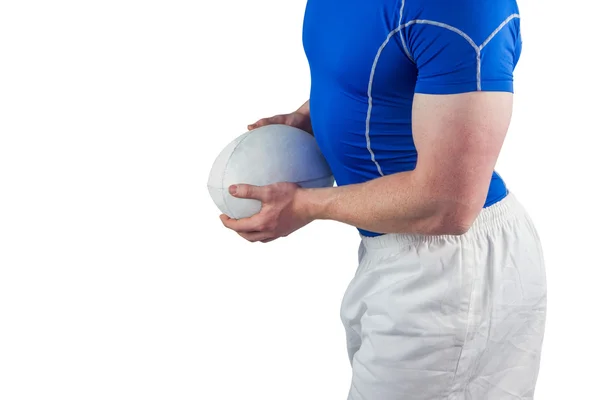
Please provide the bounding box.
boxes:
[220,182,314,243]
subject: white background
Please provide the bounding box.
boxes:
[0,0,597,399]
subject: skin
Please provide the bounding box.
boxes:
[221,91,513,243]
[247,100,312,134]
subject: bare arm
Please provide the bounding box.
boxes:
[221,91,511,240]
[300,91,512,235]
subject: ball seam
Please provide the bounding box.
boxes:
[221,131,253,219]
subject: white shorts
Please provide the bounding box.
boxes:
[341,193,547,400]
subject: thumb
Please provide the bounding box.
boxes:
[229,184,267,201]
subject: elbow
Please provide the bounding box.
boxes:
[432,218,472,236]
[425,206,479,236]
[413,173,487,236]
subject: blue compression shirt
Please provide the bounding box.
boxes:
[302,0,521,237]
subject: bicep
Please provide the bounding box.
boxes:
[412,91,513,208]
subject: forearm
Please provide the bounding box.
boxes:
[300,170,479,235]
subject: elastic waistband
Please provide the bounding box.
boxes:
[360,192,526,250]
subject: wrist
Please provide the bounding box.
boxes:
[294,186,333,222]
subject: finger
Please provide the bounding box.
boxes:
[220,213,267,233]
[229,184,271,201]
[248,115,285,130]
[238,231,272,243]
[248,118,269,130]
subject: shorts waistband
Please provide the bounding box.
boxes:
[360,192,525,250]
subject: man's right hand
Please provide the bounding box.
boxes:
[247,101,313,134]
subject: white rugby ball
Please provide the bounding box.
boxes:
[207,124,334,219]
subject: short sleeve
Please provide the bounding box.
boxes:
[402,3,522,95]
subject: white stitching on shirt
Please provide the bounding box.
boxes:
[399,16,521,91]
[480,14,520,50]
[401,20,481,89]
[397,0,413,62]
[365,28,400,177]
